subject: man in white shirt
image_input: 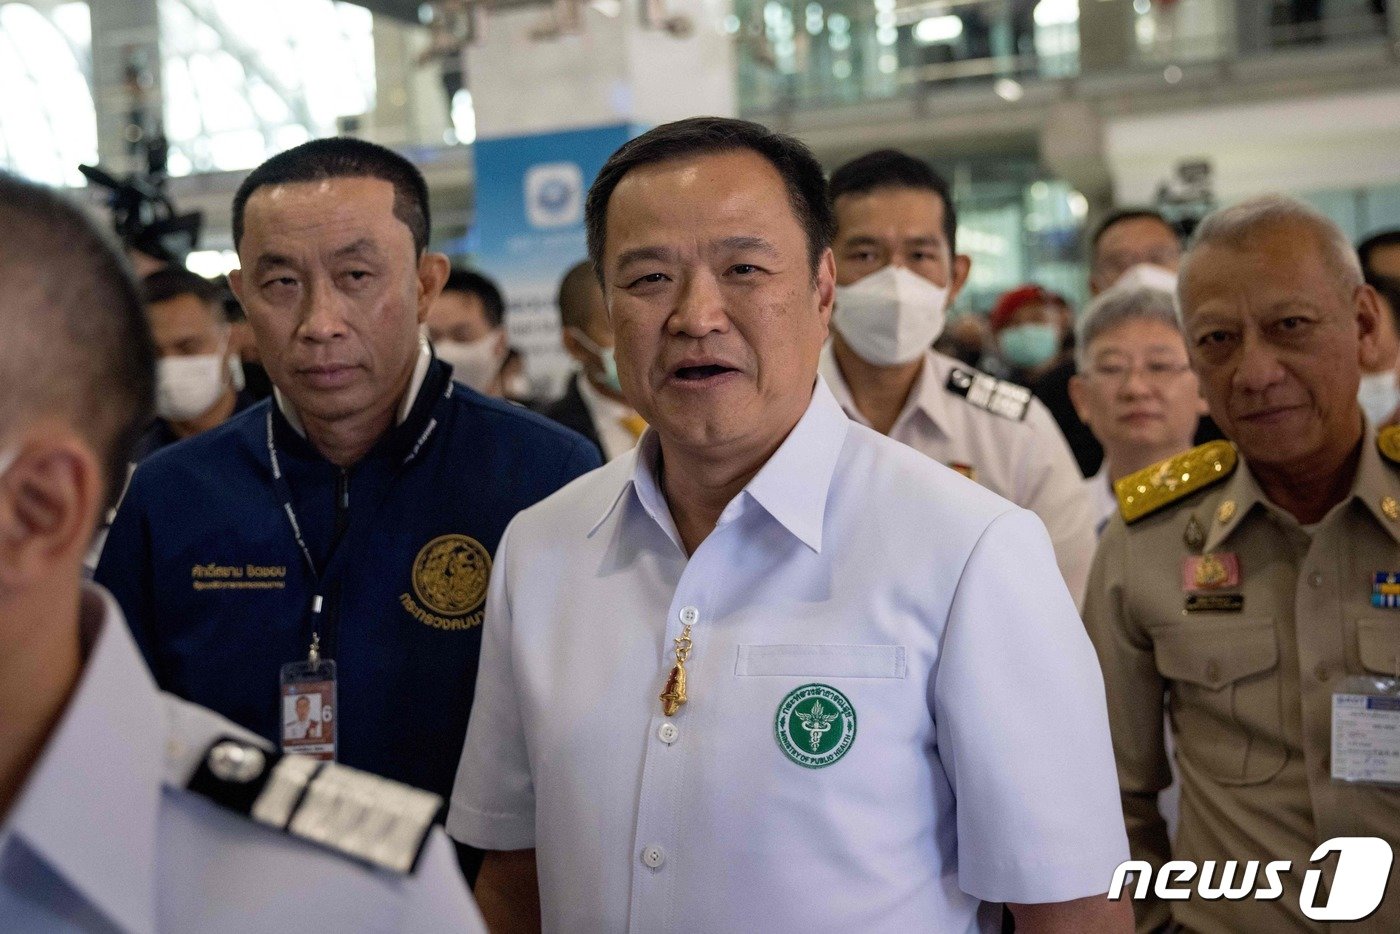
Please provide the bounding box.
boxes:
[0,171,483,932]
[819,149,1096,603]
[449,117,1131,934]
[542,259,646,460]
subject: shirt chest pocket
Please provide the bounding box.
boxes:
[1152,618,1287,785]
[734,644,907,679]
[1356,619,1400,678]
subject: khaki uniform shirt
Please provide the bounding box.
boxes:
[1085,432,1400,933]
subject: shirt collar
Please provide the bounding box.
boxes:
[2,584,164,934]
[819,344,950,436]
[1352,426,1400,545]
[1204,427,1400,551]
[589,377,850,554]
[575,370,636,424]
[274,342,432,438]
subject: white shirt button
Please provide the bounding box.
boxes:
[658,722,679,744]
[641,845,666,869]
[679,606,699,626]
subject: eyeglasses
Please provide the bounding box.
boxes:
[1087,360,1192,385]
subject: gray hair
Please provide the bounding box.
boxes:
[1182,194,1363,297]
[1075,285,1182,372]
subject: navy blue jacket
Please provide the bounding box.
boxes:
[96,358,600,801]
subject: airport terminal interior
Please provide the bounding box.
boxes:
[5,0,1400,931]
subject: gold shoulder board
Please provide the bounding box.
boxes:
[1115,440,1237,524]
[1379,425,1400,467]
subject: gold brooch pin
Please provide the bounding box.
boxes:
[660,625,692,716]
[1383,496,1400,522]
[1216,500,1236,525]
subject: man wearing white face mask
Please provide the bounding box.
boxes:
[1357,230,1400,427]
[133,267,253,461]
[427,268,510,395]
[542,260,646,460]
[822,150,1096,604]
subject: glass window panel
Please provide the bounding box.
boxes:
[0,2,96,187]
[159,0,375,176]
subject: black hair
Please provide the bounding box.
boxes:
[557,260,600,333]
[1359,230,1400,330]
[585,116,834,282]
[1359,230,1400,277]
[141,267,228,319]
[232,137,431,255]
[1090,208,1179,256]
[442,268,505,329]
[0,172,156,509]
[828,149,958,256]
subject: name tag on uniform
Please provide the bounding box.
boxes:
[280,657,337,761]
[1332,676,1400,787]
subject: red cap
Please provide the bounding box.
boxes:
[989,284,1056,333]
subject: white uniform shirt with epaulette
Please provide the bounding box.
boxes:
[449,377,1128,933]
[820,346,1096,603]
[0,584,485,934]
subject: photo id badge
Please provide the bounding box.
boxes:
[1331,675,1400,787]
[279,657,337,761]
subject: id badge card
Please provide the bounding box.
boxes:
[279,657,337,761]
[1331,675,1400,787]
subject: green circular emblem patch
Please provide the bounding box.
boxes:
[775,683,856,768]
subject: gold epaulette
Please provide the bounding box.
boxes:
[1115,440,1237,524]
[1379,425,1400,466]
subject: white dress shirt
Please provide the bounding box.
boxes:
[820,346,1096,604]
[449,377,1129,934]
[0,585,483,934]
[1086,465,1117,535]
[576,372,642,461]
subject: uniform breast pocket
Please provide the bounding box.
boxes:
[1356,619,1400,678]
[734,644,908,679]
[1152,618,1287,785]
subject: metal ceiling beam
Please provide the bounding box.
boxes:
[344,1,424,24]
[345,0,550,25]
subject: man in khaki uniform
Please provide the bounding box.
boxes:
[1085,194,1400,933]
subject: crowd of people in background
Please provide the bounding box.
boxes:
[4,116,1400,933]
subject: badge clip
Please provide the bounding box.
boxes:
[280,596,337,761]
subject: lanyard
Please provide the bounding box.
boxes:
[263,382,450,653]
[266,409,334,652]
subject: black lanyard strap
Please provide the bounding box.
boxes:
[267,409,320,581]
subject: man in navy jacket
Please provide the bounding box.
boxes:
[96,139,599,856]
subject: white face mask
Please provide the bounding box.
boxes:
[437,334,503,393]
[1359,369,1400,426]
[156,351,228,423]
[833,265,950,366]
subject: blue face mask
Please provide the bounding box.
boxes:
[569,328,622,394]
[999,323,1061,369]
